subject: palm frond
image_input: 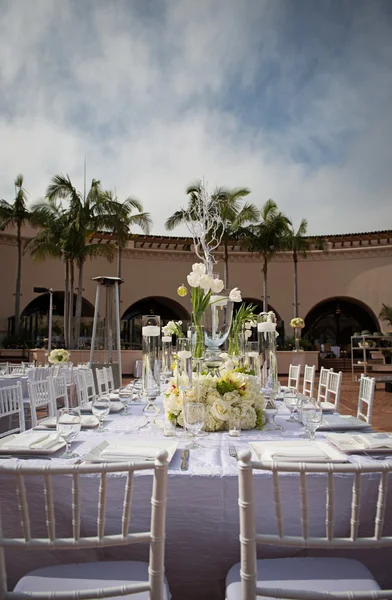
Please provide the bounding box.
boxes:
[379,304,392,325]
[165,209,189,231]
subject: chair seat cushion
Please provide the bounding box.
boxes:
[226,557,380,599]
[14,560,171,600]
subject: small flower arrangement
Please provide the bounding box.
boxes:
[162,320,184,338]
[164,366,265,432]
[290,317,305,329]
[48,349,70,364]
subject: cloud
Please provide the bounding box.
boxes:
[0,0,391,235]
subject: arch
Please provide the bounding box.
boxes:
[121,296,191,347]
[21,292,95,318]
[303,296,380,346]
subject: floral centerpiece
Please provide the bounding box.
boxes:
[162,320,184,338]
[290,317,305,351]
[48,349,70,364]
[228,303,257,356]
[164,366,265,432]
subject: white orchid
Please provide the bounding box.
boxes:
[245,329,252,339]
[229,287,242,302]
[211,277,224,293]
[199,273,213,292]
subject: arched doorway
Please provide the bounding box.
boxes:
[121,296,191,348]
[20,292,95,347]
[303,297,380,347]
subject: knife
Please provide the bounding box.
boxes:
[181,449,190,471]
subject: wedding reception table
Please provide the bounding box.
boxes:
[1,402,392,600]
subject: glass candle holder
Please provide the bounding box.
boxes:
[161,335,173,381]
[176,338,192,391]
[142,315,161,418]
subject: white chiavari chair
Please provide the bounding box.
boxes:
[316,366,333,404]
[0,363,7,376]
[302,364,315,397]
[7,362,26,375]
[28,378,57,427]
[50,374,69,409]
[51,364,61,378]
[75,370,89,407]
[287,364,301,391]
[106,365,115,392]
[32,366,50,381]
[96,367,108,396]
[0,451,171,600]
[357,374,376,424]
[83,367,97,401]
[225,449,392,600]
[323,370,343,412]
[0,382,25,437]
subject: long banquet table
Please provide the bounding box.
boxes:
[1,401,392,599]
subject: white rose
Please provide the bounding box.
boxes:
[223,391,239,405]
[211,399,232,421]
[229,287,242,302]
[192,263,206,276]
[164,393,183,413]
[187,272,201,287]
[211,278,224,293]
[206,390,221,405]
[199,274,213,292]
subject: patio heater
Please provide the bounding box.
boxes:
[33,287,53,351]
[89,276,123,386]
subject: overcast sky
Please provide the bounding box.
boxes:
[1,0,391,236]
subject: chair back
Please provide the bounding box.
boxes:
[83,368,97,401]
[106,366,115,392]
[325,370,343,412]
[7,363,25,375]
[317,366,333,403]
[50,374,69,409]
[96,367,108,395]
[0,382,25,438]
[0,364,7,376]
[302,365,315,397]
[288,364,301,391]
[357,374,376,424]
[28,378,56,427]
[75,370,90,407]
[0,452,169,600]
[236,449,392,600]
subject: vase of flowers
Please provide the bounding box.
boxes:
[258,312,281,431]
[290,317,305,351]
[48,349,71,364]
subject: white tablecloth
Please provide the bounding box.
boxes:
[1,403,392,599]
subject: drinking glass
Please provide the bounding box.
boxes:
[284,391,299,422]
[301,400,323,440]
[92,394,110,431]
[56,408,81,459]
[163,411,177,437]
[184,402,205,448]
[118,387,132,414]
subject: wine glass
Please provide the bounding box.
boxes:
[118,387,132,414]
[301,400,323,440]
[184,402,205,448]
[284,391,298,422]
[92,394,110,431]
[56,408,81,458]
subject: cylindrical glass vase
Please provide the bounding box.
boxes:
[161,335,173,382]
[189,324,205,361]
[294,327,302,351]
[257,315,282,431]
[228,332,245,368]
[176,338,193,391]
[244,341,261,380]
[142,315,161,417]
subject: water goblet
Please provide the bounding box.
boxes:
[184,402,205,448]
[56,407,81,459]
[301,400,323,440]
[92,394,110,431]
[284,391,298,422]
[118,387,132,414]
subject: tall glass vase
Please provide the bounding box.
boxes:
[258,316,282,431]
[294,327,302,351]
[202,290,234,372]
[161,335,173,383]
[142,315,161,419]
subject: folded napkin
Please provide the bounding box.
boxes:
[267,446,328,462]
[100,444,158,460]
[3,433,59,451]
[353,435,392,450]
[109,393,120,400]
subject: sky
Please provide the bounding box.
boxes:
[0,0,391,236]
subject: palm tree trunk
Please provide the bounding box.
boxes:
[69,261,74,349]
[223,240,229,289]
[14,223,22,336]
[293,251,299,318]
[64,260,69,348]
[74,259,84,348]
[117,245,122,306]
[262,259,268,312]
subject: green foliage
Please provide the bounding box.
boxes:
[255,407,265,430]
[235,366,255,376]
[379,304,392,326]
[216,379,237,395]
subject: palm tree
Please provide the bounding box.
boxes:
[165,181,257,287]
[283,218,309,318]
[100,191,152,280]
[0,175,31,336]
[242,199,289,311]
[379,304,392,327]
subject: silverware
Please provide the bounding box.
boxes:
[181,449,190,471]
[228,445,238,459]
[0,454,52,461]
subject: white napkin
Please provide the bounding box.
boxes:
[353,435,392,450]
[100,444,158,460]
[267,445,328,462]
[3,433,59,451]
[109,393,120,400]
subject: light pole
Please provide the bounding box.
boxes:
[33,287,53,351]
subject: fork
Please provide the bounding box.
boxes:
[228,444,238,459]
